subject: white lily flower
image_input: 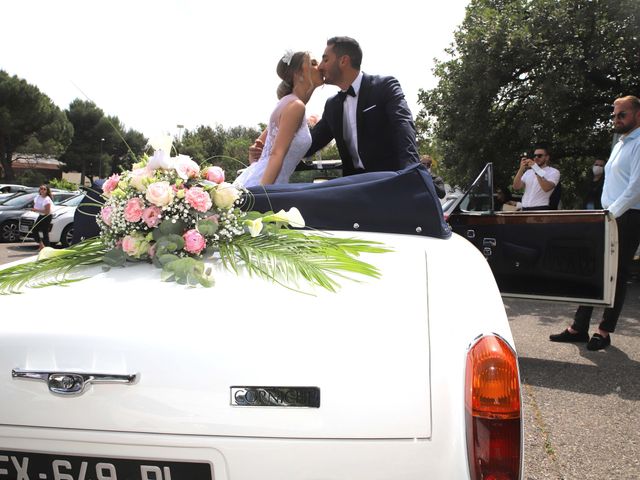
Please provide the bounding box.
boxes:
[245,218,264,237]
[148,135,173,154]
[37,247,73,261]
[263,207,305,228]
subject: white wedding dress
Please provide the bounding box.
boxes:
[234,93,311,188]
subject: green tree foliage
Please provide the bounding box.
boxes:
[0,71,73,181]
[178,124,262,181]
[61,100,146,184]
[418,0,640,205]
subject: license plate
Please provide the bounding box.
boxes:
[0,449,212,480]
[19,225,29,233]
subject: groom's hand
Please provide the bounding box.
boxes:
[249,138,264,164]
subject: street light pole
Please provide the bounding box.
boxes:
[177,124,184,143]
[99,138,105,179]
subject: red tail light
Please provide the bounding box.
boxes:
[465,335,522,480]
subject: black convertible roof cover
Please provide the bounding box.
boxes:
[245,164,451,239]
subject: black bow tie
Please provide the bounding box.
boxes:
[337,86,356,101]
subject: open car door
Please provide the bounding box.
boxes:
[447,163,618,307]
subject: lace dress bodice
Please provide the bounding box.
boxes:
[234,94,311,188]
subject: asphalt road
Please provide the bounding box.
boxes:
[1,241,638,479]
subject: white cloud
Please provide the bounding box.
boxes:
[2,0,468,138]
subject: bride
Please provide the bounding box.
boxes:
[234,50,323,188]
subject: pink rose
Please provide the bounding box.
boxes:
[145,181,174,207]
[142,206,162,228]
[185,187,213,213]
[121,233,150,258]
[183,229,206,255]
[103,174,121,196]
[100,206,113,226]
[124,197,145,222]
[204,166,225,184]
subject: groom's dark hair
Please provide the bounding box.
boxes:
[327,36,362,69]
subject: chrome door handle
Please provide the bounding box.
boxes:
[12,368,139,396]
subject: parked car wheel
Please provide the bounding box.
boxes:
[0,221,19,242]
[60,224,74,248]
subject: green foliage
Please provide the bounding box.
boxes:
[60,100,146,183]
[176,124,263,182]
[0,70,73,182]
[418,0,640,204]
[49,178,79,191]
[14,169,47,187]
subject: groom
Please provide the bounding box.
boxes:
[306,36,420,175]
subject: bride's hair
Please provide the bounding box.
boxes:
[276,51,308,99]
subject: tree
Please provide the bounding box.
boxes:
[418,0,640,204]
[61,100,146,184]
[0,71,73,181]
[177,124,263,182]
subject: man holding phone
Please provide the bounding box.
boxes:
[512,144,560,210]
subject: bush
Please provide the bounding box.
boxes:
[49,178,79,191]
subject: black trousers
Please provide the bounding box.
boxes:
[34,214,52,246]
[572,209,640,333]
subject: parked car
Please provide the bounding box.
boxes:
[0,166,525,480]
[0,183,35,194]
[0,185,37,204]
[0,191,79,242]
[19,193,84,247]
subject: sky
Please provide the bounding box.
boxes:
[2,0,469,140]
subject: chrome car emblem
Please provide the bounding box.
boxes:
[231,386,320,408]
[12,369,139,396]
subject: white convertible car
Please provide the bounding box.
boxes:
[0,165,617,480]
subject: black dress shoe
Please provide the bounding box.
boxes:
[587,333,611,351]
[549,329,589,343]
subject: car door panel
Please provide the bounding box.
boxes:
[447,163,617,306]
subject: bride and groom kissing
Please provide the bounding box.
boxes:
[234,36,421,188]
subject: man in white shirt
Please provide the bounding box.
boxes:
[550,95,640,350]
[512,144,561,210]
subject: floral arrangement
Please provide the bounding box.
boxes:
[0,137,388,294]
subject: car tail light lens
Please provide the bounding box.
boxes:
[465,335,521,480]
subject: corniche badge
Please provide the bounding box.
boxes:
[231,386,320,408]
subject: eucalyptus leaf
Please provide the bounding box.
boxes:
[102,248,127,267]
[197,219,218,236]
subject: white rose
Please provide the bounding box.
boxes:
[213,183,240,209]
[145,181,174,207]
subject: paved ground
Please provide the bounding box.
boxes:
[1,242,638,478]
[506,285,640,479]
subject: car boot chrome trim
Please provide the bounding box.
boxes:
[11,369,139,396]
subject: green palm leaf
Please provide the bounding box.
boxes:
[217,230,391,293]
[0,239,106,295]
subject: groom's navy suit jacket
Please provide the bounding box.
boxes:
[306,73,420,176]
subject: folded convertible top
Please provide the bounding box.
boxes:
[245,164,451,239]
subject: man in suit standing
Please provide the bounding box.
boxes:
[306,36,420,175]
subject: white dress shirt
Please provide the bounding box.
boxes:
[601,126,640,217]
[342,72,364,170]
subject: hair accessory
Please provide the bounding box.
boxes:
[282,50,294,66]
